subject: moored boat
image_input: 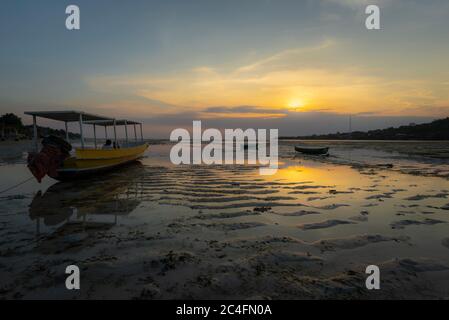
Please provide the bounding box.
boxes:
[294,145,329,155]
[25,111,149,181]
[243,142,258,150]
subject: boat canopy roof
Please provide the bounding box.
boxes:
[84,119,141,126]
[24,111,141,125]
[25,110,112,123]
[25,110,144,151]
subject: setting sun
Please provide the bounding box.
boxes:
[287,99,304,109]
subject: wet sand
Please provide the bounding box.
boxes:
[1,141,449,299]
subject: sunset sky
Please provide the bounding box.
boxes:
[1,0,448,137]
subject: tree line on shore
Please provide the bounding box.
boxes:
[280,117,449,140]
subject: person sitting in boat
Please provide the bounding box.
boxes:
[102,139,113,149]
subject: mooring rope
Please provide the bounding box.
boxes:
[0,176,34,195]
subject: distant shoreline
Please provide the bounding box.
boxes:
[280,117,449,141]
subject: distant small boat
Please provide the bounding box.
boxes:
[243,142,258,150]
[295,145,329,155]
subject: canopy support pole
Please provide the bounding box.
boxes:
[33,115,38,152]
[65,121,69,142]
[79,114,85,149]
[140,124,143,142]
[113,119,117,146]
[133,124,137,142]
[104,126,108,139]
[93,124,97,149]
[124,120,128,145]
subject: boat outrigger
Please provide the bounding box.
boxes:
[25,111,149,182]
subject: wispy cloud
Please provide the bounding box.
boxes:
[205,106,284,114]
[235,40,336,74]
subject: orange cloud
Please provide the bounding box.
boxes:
[85,39,449,118]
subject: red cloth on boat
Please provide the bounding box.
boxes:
[27,145,68,183]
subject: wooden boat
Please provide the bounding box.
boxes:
[295,145,329,155]
[25,111,149,181]
[57,143,148,180]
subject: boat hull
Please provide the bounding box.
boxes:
[295,146,329,155]
[56,143,148,181]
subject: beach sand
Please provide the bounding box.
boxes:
[0,141,449,299]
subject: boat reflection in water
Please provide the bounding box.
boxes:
[28,162,145,251]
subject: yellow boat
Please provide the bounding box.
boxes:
[25,111,149,181]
